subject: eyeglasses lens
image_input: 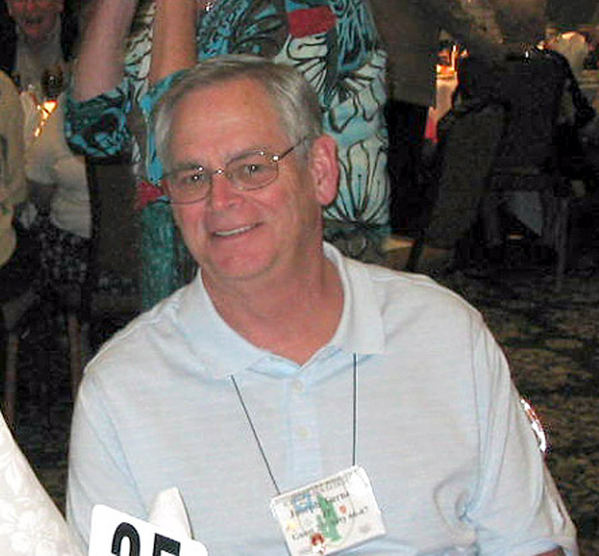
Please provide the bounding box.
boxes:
[167,151,279,204]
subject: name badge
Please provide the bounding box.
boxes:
[270,466,385,555]
[89,505,208,556]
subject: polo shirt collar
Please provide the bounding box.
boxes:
[177,275,265,379]
[323,243,386,356]
[176,243,386,379]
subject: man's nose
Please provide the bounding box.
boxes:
[206,172,242,210]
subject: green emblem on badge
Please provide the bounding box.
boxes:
[316,494,341,542]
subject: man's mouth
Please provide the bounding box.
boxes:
[213,224,258,238]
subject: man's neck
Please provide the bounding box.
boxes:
[204,251,344,365]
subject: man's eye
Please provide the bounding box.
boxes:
[239,163,269,177]
[178,170,208,187]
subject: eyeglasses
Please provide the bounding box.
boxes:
[163,138,306,205]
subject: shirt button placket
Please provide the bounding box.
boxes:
[289,372,321,483]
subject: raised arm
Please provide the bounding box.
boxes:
[148,0,201,85]
[73,0,138,101]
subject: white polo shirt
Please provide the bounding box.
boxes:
[68,244,578,555]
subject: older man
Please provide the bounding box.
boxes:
[67,56,577,556]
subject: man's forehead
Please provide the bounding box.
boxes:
[173,78,278,126]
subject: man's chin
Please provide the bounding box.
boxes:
[202,253,277,287]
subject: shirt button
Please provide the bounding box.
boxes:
[293,380,304,393]
[297,426,310,439]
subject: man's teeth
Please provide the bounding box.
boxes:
[214,225,254,237]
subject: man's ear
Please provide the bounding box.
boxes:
[308,134,339,207]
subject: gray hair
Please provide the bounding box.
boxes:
[154,54,324,171]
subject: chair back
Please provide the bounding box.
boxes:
[491,50,569,189]
[84,157,142,344]
[484,50,574,290]
[418,99,506,250]
[86,158,140,283]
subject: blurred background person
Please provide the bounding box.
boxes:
[66,0,389,310]
[0,0,78,98]
[0,0,89,294]
[25,91,91,294]
[411,0,599,276]
[0,0,90,320]
[0,69,36,303]
[368,0,504,236]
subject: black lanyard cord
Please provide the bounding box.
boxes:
[352,352,357,467]
[230,353,358,496]
[230,374,281,495]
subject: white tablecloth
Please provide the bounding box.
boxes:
[0,414,82,556]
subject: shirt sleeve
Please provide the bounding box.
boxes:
[139,71,184,185]
[466,324,578,555]
[67,371,147,552]
[65,80,133,159]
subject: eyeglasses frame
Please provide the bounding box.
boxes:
[162,137,307,205]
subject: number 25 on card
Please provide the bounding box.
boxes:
[88,505,208,556]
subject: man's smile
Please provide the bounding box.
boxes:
[212,223,260,238]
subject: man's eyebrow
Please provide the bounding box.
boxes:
[168,161,207,172]
[169,146,271,172]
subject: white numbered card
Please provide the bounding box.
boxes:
[89,505,208,556]
[271,466,386,555]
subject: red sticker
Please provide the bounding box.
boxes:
[311,532,325,546]
[136,180,164,211]
[288,6,336,38]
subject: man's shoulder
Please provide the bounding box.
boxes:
[347,257,478,316]
[84,286,190,380]
[333,256,485,352]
